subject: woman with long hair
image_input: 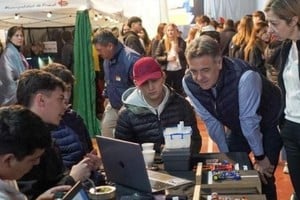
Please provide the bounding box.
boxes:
[244,21,270,76]
[138,27,151,56]
[150,23,166,57]
[229,15,253,59]
[265,0,300,199]
[154,23,187,95]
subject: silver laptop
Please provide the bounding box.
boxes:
[96,136,191,193]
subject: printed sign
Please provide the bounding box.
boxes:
[0,0,82,13]
[43,41,57,53]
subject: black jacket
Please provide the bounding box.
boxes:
[219,28,236,56]
[52,109,93,169]
[123,31,145,56]
[115,86,201,154]
[154,37,187,71]
[247,45,266,76]
[18,124,75,200]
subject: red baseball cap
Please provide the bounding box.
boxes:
[133,57,163,86]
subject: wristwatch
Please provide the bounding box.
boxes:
[254,154,265,161]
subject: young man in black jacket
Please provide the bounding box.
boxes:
[115,57,201,154]
[123,16,145,56]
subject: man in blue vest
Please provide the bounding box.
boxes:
[182,36,282,200]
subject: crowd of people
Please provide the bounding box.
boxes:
[0,0,299,199]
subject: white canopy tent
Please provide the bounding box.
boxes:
[0,0,169,38]
[0,0,269,38]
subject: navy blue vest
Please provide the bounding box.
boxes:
[185,57,282,134]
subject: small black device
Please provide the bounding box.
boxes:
[61,181,89,200]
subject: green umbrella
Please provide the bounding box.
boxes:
[73,10,100,137]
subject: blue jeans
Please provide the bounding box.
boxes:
[226,126,282,200]
[281,120,300,199]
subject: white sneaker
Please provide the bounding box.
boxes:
[290,193,298,200]
[283,162,289,174]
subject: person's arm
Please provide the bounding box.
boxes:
[238,71,275,183]
[182,79,229,152]
[36,185,71,200]
[238,70,264,157]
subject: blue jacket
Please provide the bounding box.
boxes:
[51,109,93,169]
[103,42,141,109]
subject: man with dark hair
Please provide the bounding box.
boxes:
[92,30,140,138]
[16,69,95,199]
[183,36,282,200]
[42,63,98,171]
[123,16,145,55]
[0,105,71,199]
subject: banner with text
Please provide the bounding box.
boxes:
[0,0,85,14]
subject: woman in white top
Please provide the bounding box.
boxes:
[265,1,300,199]
[154,23,187,95]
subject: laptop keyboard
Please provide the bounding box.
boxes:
[149,179,173,190]
[148,170,175,182]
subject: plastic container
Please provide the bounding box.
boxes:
[161,147,191,171]
[163,121,192,149]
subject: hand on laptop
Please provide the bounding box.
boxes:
[85,149,102,171]
[36,185,71,200]
[69,157,92,182]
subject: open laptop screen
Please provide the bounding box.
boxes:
[96,136,153,193]
[96,136,191,193]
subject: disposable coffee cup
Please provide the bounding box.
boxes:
[142,149,155,168]
[142,143,154,151]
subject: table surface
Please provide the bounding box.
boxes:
[115,152,256,200]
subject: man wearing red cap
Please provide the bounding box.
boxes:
[114,57,201,154]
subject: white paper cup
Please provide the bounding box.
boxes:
[142,149,155,168]
[141,143,154,151]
